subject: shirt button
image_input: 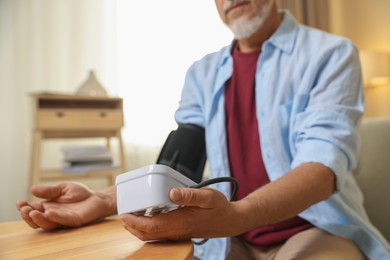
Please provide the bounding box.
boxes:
[197,249,204,256]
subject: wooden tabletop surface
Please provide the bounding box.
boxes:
[0,218,193,260]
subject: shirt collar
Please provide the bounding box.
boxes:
[267,10,299,54]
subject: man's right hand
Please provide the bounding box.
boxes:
[16,182,117,230]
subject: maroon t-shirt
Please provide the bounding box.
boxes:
[225,45,313,251]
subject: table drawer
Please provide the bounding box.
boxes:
[36,110,124,130]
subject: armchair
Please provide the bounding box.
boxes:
[354,117,390,242]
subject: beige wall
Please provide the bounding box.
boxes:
[329,0,390,118]
[329,0,390,52]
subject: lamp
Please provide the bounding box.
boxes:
[359,51,390,118]
[76,70,108,97]
[359,51,390,87]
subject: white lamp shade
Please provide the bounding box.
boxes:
[359,51,390,85]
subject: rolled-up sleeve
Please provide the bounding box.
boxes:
[291,42,364,191]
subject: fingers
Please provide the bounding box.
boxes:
[16,201,39,229]
[16,200,29,210]
[29,210,60,230]
[120,214,148,240]
[17,201,46,228]
[120,214,158,233]
[120,214,169,241]
[30,184,62,200]
[16,200,60,230]
[170,188,216,208]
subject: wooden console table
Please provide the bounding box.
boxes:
[0,218,193,259]
[29,93,127,198]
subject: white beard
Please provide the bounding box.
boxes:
[228,1,273,39]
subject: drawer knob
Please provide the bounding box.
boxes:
[100,112,107,118]
[56,112,65,117]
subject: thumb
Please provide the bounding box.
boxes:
[170,188,215,209]
[31,184,62,200]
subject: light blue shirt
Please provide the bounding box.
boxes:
[174,11,390,260]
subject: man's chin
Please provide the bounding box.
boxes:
[229,16,264,39]
[228,0,274,39]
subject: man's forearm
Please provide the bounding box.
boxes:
[234,162,336,232]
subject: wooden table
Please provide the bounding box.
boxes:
[0,218,193,260]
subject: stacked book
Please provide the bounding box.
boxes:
[61,145,118,174]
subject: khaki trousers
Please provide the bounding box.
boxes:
[226,227,366,260]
